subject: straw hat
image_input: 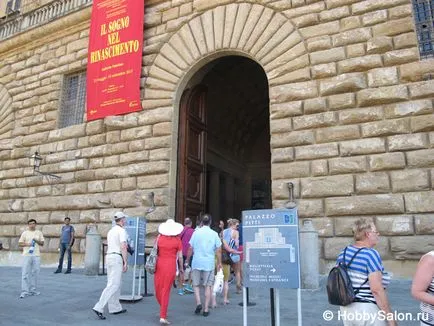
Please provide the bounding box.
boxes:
[158,219,183,236]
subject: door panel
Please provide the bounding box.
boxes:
[177,85,207,224]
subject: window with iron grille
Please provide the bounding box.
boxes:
[59,71,86,128]
[6,0,21,14]
[412,0,434,58]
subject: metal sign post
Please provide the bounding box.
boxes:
[142,192,156,297]
[242,206,302,326]
[119,216,146,302]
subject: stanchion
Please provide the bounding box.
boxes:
[98,242,107,276]
[142,249,154,297]
[238,287,256,306]
[270,288,276,326]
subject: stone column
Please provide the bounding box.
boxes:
[209,170,220,220]
[225,174,235,218]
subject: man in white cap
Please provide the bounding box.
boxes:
[92,212,128,320]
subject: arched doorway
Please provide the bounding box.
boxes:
[176,56,271,227]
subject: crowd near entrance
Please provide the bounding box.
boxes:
[176,55,272,226]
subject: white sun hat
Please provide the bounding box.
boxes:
[158,218,184,236]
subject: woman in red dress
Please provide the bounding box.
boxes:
[154,219,184,325]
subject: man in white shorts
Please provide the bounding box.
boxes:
[186,214,222,317]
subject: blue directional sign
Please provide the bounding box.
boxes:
[242,208,300,289]
[123,217,146,265]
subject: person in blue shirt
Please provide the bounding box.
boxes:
[54,217,75,274]
[186,214,222,317]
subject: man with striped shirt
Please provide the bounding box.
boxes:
[336,218,396,326]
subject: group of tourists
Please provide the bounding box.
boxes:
[91,212,243,324]
[16,214,434,325]
[334,218,434,326]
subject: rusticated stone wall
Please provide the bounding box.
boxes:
[0,0,433,275]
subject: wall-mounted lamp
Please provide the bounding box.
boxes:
[145,192,156,214]
[284,182,296,209]
[30,151,61,180]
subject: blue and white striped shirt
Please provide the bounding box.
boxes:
[421,251,434,325]
[337,245,391,304]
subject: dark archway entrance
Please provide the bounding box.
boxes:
[177,56,271,227]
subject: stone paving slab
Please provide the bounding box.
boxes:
[0,267,421,326]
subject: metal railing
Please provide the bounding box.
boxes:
[0,0,92,40]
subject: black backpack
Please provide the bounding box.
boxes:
[326,247,367,306]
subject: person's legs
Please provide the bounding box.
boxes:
[160,274,176,319]
[234,261,241,293]
[191,269,202,307]
[29,256,40,294]
[203,270,215,314]
[21,256,32,297]
[154,271,162,306]
[222,264,230,304]
[194,286,201,310]
[93,256,122,313]
[56,244,66,272]
[211,294,217,308]
[66,245,72,272]
[107,264,123,314]
[177,266,184,295]
[204,285,212,314]
[223,281,229,304]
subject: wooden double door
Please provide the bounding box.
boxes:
[176,85,207,225]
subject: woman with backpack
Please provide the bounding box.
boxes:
[335,218,396,326]
[411,250,434,325]
[211,219,242,307]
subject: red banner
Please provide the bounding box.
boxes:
[86,0,144,121]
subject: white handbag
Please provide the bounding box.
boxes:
[213,268,224,294]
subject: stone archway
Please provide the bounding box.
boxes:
[144,3,311,216]
[145,3,309,94]
[0,84,14,140]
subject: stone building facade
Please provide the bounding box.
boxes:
[0,0,433,276]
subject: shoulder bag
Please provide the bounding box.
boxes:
[145,235,160,274]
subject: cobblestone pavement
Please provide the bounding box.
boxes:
[0,267,421,326]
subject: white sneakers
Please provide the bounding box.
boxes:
[159,318,171,324]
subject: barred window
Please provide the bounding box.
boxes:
[6,0,21,14]
[59,72,86,128]
[412,0,434,58]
